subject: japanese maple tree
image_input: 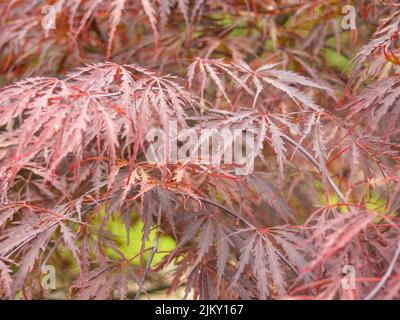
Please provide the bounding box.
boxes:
[0,0,399,300]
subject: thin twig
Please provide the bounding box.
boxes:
[197,195,299,276]
[364,240,400,300]
[134,208,162,300]
[281,133,345,202]
[206,108,346,202]
[134,226,160,300]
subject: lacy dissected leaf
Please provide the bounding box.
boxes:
[352,11,400,77]
[0,259,12,299]
[11,227,55,295]
[231,227,309,299]
[306,211,375,271]
[347,75,400,136]
[0,62,193,198]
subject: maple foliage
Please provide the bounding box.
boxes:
[0,1,400,300]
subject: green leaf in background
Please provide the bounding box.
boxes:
[105,216,176,266]
[322,48,351,77]
[92,209,176,266]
